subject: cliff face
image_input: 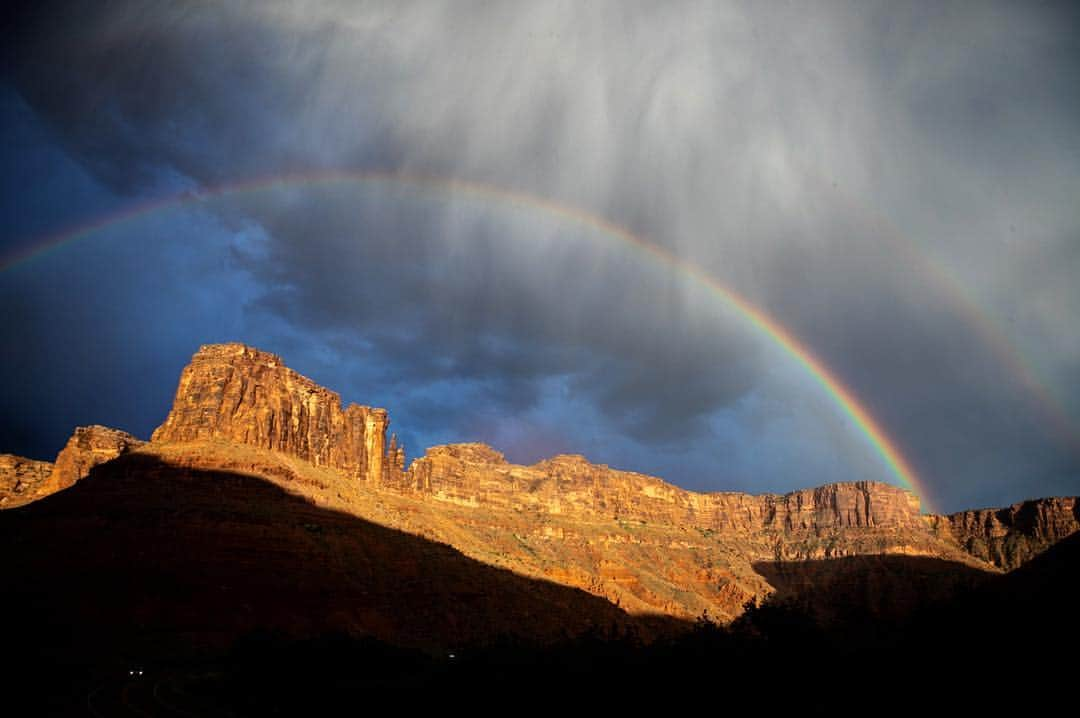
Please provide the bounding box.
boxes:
[929,497,1079,570]
[0,454,54,508]
[0,425,142,508]
[405,444,933,559]
[151,345,928,549]
[391,443,980,618]
[152,343,403,484]
[51,425,145,493]
[4,342,1077,626]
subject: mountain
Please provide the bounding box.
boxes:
[4,453,661,657]
[2,343,1077,656]
[0,452,53,508]
[0,425,142,508]
[150,343,402,483]
[929,495,1078,569]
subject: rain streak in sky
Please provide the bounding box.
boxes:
[3,1,1079,512]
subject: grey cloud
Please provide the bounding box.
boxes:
[4,1,1079,509]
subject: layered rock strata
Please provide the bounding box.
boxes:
[51,425,145,491]
[405,444,936,561]
[4,342,1078,624]
[929,497,1079,570]
[152,343,403,484]
[1,425,142,508]
[0,454,54,508]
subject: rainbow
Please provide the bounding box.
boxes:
[774,152,1079,457]
[826,188,1080,457]
[1,169,931,509]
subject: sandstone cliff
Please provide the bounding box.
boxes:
[929,497,1079,570]
[1,425,142,508]
[406,443,938,560]
[4,342,1077,625]
[394,440,988,618]
[152,343,403,484]
[50,425,144,492]
[0,453,54,508]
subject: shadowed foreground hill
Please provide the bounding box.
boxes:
[752,553,993,633]
[2,342,1078,713]
[908,530,1080,646]
[2,454,676,669]
[4,343,1077,628]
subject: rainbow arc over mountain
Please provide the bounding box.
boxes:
[1,169,932,511]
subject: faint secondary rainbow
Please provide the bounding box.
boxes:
[783,153,1080,457]
[830,189,1080,457]
[1,169,931,509]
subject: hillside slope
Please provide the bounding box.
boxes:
[2,342,1076,627]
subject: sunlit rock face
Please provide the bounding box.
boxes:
[3,343,1077,626]
[1,425,144,509]
[404,442,961,565]
[407,443,926,537]
[151,343,402,485]
[929,497,1080,570]
[50,425,145,492]
[0,453,54,508]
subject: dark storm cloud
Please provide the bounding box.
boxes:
[4,1,1079,509]
[231,184,763,441]
[0,88,262,460]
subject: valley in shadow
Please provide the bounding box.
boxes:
[3,454,1077,714]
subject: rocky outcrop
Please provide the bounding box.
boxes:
[1,426,142,509]
[0,454,55,508]
[50,425,144,492]
[152,343,402,484]
[5,341,1077,626]
[386,434,406,484]
[405,444,928,551]
[396,444,985,609]
[929,497,1079,570]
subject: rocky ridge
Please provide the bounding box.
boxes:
[0,425,142,507]
[3,342,1077,621]
[929,497,1079,570]
[51,425,144,489]
[152,343,403,484]
[407,444,926,545]
[0,453,54,508]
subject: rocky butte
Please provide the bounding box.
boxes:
[151,343,404,483]
[2,342,1077,628]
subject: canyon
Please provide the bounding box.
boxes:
[2,343,1077,650]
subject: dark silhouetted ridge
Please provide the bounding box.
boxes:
[1,453,680,672]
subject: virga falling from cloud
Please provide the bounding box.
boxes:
[3,0,1079,510]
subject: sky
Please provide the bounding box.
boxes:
[2,1,1078,513]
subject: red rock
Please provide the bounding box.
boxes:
[49,425,144,492]
[0,453,54,508]
[406,442,929,544]
[1,425,143,509]
[151,343,403,484]
[929,497,1079,570]
[4,341,1077,625]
